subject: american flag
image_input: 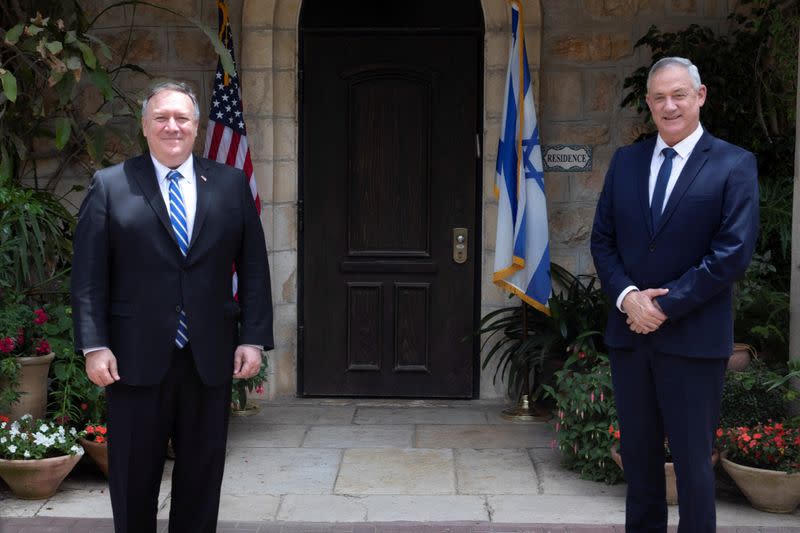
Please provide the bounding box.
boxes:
[203,0,259,295]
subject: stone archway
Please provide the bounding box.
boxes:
[239,0,543,399]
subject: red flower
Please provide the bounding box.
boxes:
[33,308,48,325]
[85,425,95,434]
[715,428,723,438]
[95,435,106,444]
[35,339,50,355]
[80,403,88,411]
[97,426,107,435]
[0,337,14,353]
[0,415,9,424]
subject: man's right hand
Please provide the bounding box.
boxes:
[85,349,121,386]
[622,288,669,334]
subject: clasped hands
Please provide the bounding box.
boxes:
[84,344,262,387]
[622,288,669,334]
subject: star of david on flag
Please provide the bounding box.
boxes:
[493,1,551,314]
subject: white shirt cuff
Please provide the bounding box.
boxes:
[83,347,107,356]
[616,286,639,313]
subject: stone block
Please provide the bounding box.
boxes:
[266,345,297,399]
[362,495,488,521]
[483,157,499,199]
[455,448,539,494]
[488,494,627,523]
[524,27,542,69]
[485,31,509,70]
[274,69,297,117]
[36,489,113,518]
[243,0,276,27]
[335,448,455,495]
[544,172,570,204]
[217,495,280,521]
[542,71,583,120]
[548,33,633,63]
[253,160,274,204]
[278,495,367,522]
[274,118,297,160]
[485,69,506,119]
[226,423,306,447]
[275,0,302,29]
[483,1,509,30]
[571,145,612,203]
[302,425,415,448]
[417,424,553,449]
[242,70,273,117]
[271,249,297,303]
[134,0,199,25]
[272,301,297,349]
[522,0,543,26]
[354,407,487,426]
[273,30,297,70]
[251,117,275,160]
[549,204,596,246]
[96,29,165,67]
[172,29,216,67]
[539,0,578,29]
[586,72,619,115]
[483,202,497,251]
[670,0,698,14]
[262,208,275,252]
[549,248,579,277]
[274,160,298,202]
[584,0,653,19]
[241,30,273,69]
[272,203,297,251]
[620,119,654,146]
[221,448,340,494]
[545,122,610,145]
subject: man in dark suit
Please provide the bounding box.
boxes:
[591,57,758,532]
[71,80,273,533]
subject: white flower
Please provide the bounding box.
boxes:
[39,424,49,433]
[7,444,17,453]
[23,450,30,458]
[20,414,31,421]
[70,445,83,455]
[0,437,6,444]
[69,427,77,436]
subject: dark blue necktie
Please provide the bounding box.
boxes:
[167,170,189,348]
[651,147,677,228]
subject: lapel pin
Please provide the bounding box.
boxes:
[200,175,207,182]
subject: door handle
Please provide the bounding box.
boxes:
[453,228,468,264]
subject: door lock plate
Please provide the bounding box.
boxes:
[453,228,468,264]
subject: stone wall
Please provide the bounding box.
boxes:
[75,0,735,399]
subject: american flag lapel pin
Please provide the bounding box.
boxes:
[200,175,207,182]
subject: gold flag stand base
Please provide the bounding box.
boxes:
[500,394,550,422]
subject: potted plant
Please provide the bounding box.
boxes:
[78,422,108,477]
[541,332,623,484]
[717,422,800,513]
[0,414,85,499]
[0,302,57,420]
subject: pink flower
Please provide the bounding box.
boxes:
[255,385,264,395]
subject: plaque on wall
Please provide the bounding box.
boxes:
[542,145,592,172]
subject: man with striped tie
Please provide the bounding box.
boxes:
[71,80,273,533]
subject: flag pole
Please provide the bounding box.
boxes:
[501,300,549,421]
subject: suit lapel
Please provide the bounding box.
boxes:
[636,137,657,237]
[130,155,180,248]
[653,132,712,237]
[190,156,211,251]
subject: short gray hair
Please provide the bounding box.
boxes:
[647,57,702,91]
[141,81,200,120]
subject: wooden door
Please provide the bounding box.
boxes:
[300,18,482,397]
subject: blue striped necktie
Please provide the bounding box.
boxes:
[167,169,189,348]
[651,147,678,229]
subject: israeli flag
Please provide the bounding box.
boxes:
[493,1,551,313]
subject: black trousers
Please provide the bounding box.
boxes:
[106,344,232,533]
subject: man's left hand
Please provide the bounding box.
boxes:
[233,345,261,379]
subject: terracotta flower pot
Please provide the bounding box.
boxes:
[728,343,754,372]
[0,453,81,499]
[78,438,109,478]
[721,452,800,513]
[1,352,55,421]
[610,445,719,506]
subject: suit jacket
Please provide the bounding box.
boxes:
[590,131,758,358]
[71,154,273,387]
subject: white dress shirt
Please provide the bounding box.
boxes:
[616,124,705,312]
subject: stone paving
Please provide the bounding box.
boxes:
[1,400,799,532]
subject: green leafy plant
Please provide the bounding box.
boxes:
[475,263,607,401]
[719,359,797,428]
[231,351,269,411]
[541,331,622,484]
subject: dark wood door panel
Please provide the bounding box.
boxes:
[302,33,480,397]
